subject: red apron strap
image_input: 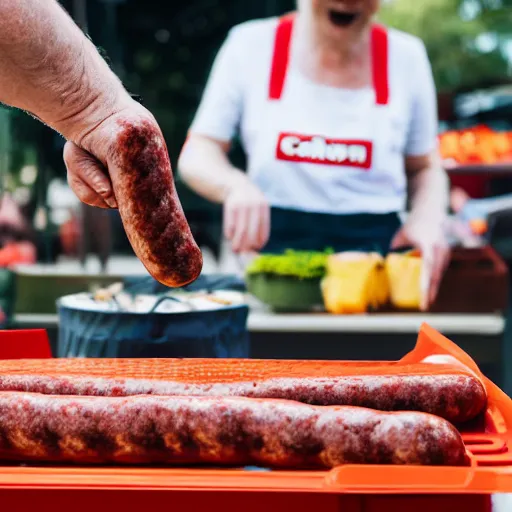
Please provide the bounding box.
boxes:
[268,15,390,106]
[268,13,295,100]
[371,23,389,106]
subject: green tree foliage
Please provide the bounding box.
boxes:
[379,0,511,91]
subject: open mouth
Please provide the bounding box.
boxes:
[327,10,360,27]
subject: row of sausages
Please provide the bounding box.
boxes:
[0,369,486,467]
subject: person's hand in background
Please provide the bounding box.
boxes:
[179,134,271,254]
[223,176,270,254]
[397,152,451,311]
[390,223,450,311]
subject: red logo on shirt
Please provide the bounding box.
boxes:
[276,133,373,169]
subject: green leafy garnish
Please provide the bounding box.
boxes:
[246,250,333,279]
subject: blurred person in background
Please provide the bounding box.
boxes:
[451,187,512,231]
[0,194,37,266]
[48,179,112,270]
[47,179,82,259]
[179,0,450,309]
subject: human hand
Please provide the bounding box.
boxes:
[390,223,450,311]
[64,99,157,209]
[223,177,270,254]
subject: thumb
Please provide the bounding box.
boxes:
[390,229,409,250]
[64,141,117,209]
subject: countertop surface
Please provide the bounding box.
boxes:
[13,310,505,335]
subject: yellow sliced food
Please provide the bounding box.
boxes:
[321,252,389,314]
[385,251,422,310]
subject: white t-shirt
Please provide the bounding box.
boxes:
[190,16,438,215]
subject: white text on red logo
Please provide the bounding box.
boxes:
[276,133,372,169]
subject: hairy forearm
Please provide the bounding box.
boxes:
[0,0,131,141]
[178,136,247,203]
[407,160,449,233]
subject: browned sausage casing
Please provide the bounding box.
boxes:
[0,372,487,424]
[0,393,469,467]
[110,118,202,287]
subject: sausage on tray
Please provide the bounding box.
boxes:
[0,393,470,467]
[0,372,487,424]
[111,118,202,287]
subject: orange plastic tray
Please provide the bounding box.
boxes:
[0,324,509,512]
